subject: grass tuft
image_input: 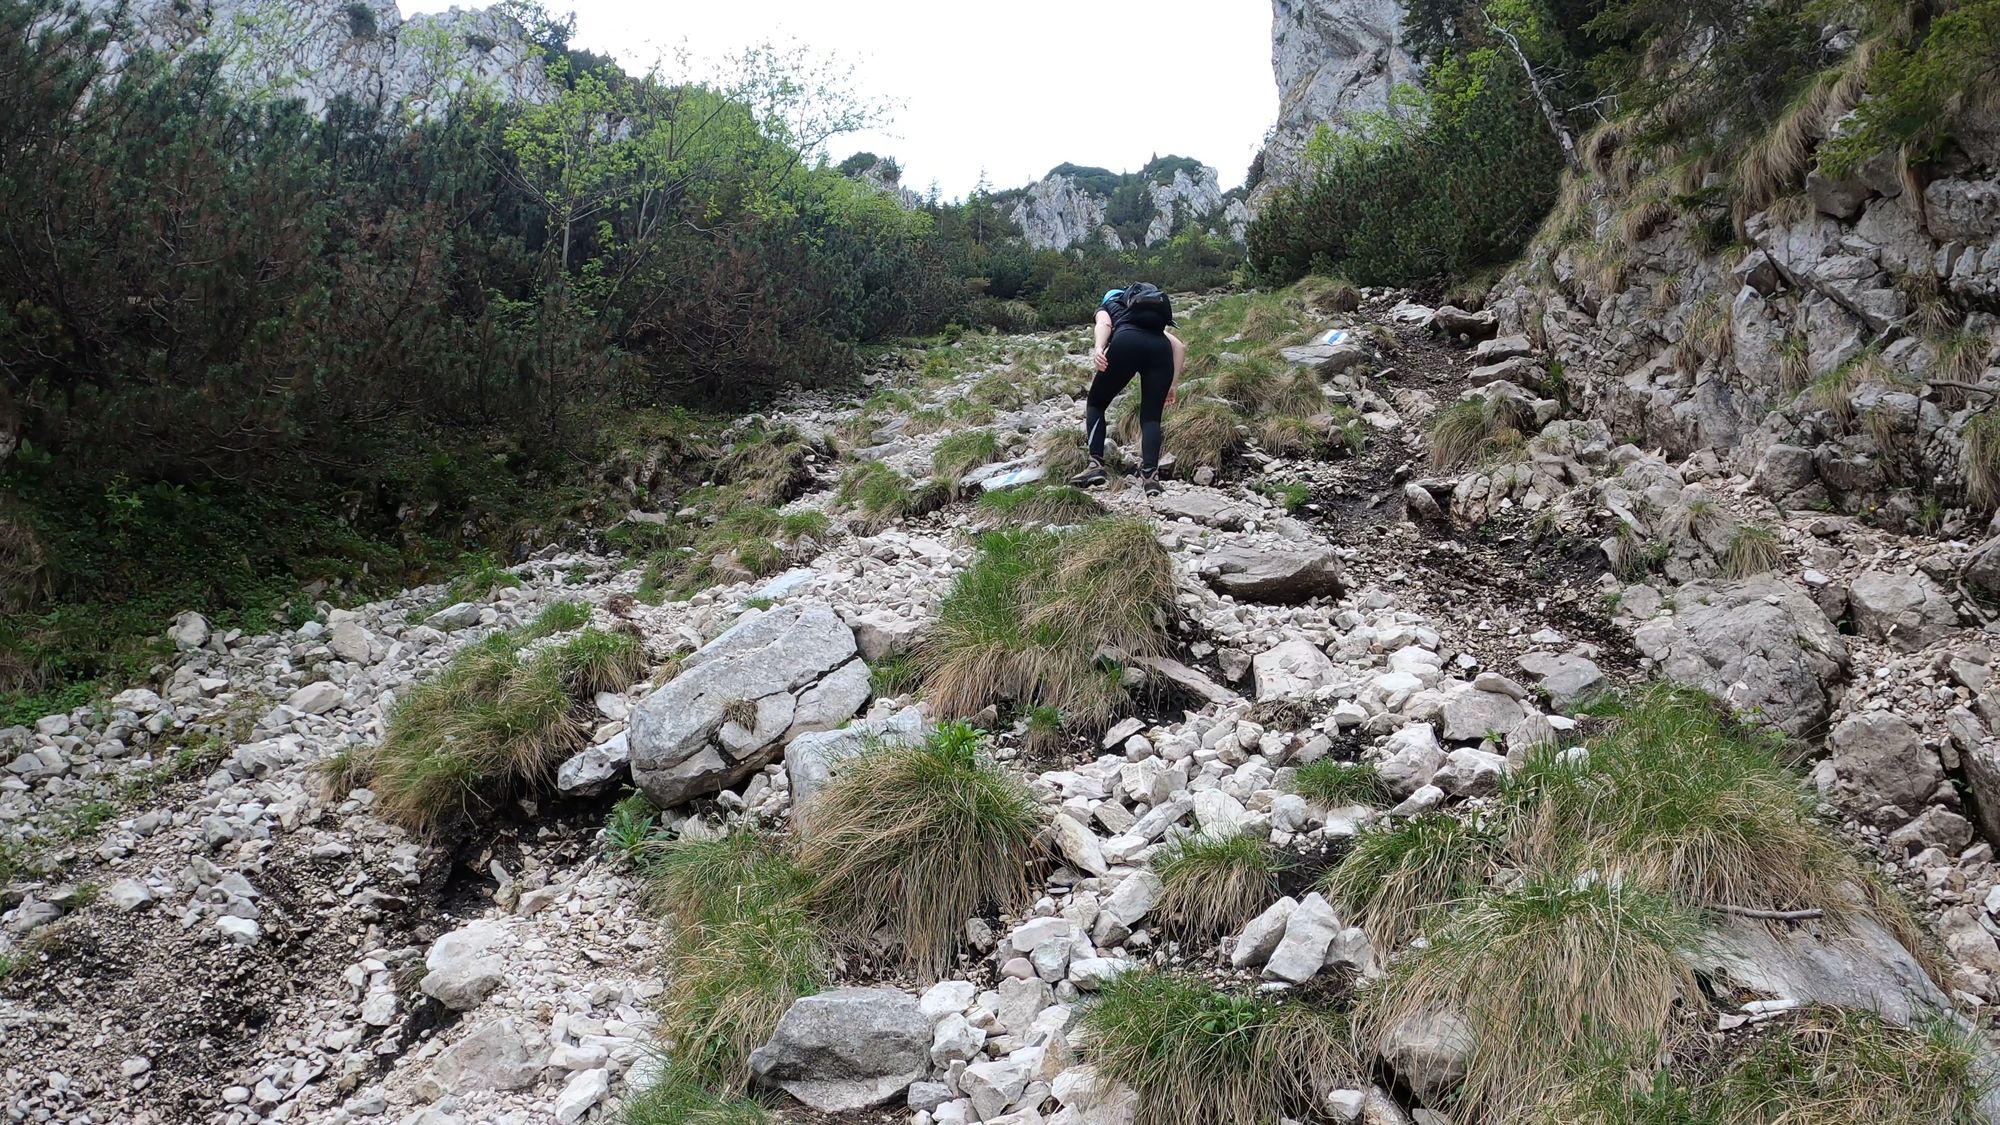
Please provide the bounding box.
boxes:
[1428,395,1536,470]
[1151,830,1286,939]
[1291,760,1387,807]
[1722,524,1782,578]
[343,625,642,835]
[1076,969,1353,1125]
[932,430,1002,490]
[1323,811,1500,949]
[977,483,1106,527]
[1965,411,2000,511]
[834,462,944,532]
[1361,874,1705,1120]
[646,830,825,1085]
[796,722,1044,979]
[1162,399,1246,470]
[919,519,1174,726]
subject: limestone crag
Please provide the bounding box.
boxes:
[81,0,552,118]
[1261,0,1419,194]
[1007,163,1250,252]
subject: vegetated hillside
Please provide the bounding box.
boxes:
[0,0,1238,724]
[9,280,2000,1125]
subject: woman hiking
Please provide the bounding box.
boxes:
[1069,283,1187,496]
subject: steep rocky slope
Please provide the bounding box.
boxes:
[81,0,551,116]
[1258,0,1417,195]
[7,285,2000,1123]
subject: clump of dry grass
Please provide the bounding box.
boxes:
[719,426,816,507]
[1965,412,2000,511]
[1322,811,1501,948]
[1077,969,1354,1125]
[932,429,1002,491]
[345,625,645,835]
[1151,831,1287,939]
[1721,524,1782,578]
[796,722,1044,979]
[917,518,1175,726]
[1359,874,1706,1120]
[1427,394,1538,470]
[976,483,1106,527]
[1164,399,1247,470]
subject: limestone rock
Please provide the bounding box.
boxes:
[749,988,930,1112]
[1828,712,1941,816]
[1254,638,1338,701]
[631,604,860,808]
[1264,892,1341,983]
[1515,652,1607,711]
[1849,571,1961,652]
[1201,545,1345,604]
[428,1019,539,1094]
[1378,1006,1474,1107]
[419,922,506,1012]
[1631,579,1848,736]
[787,706,927,823]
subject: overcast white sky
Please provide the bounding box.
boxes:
[403,1,1279,199]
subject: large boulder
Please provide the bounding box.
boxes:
[1965,536,2000,606]
[418,922,507,1012]
[630,604,862,808]
[1631,579,1849,737]
[1828,712,1942,816]
[749,988,931,1112]
[1849,570,1961,653]
[1693,912,1953,1029]
[425,1019,539,1095]
[1200,544,1344,604]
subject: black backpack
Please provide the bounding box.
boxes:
[1120,282,1171,332]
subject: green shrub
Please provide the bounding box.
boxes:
[1076,969,1353,1125]
[796,722,1043,979]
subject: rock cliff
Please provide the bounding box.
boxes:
[1261,0,1419,191]
[1005,162,1250,253]
[82,0,552,117]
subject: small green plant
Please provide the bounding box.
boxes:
[741,597,775,612]
[603,791,658,858]
[1257,480,1311,513]
[1151,831,1286,939]
[834,462,944,531]
[1290,760,1386,807]
[868,656,919,698]
[620,1066,772,1125]
[1076,969,1353,1125]
[796,722,1044,978]
[1021,704,1066,754]
[1323,811,1500,948]
[523,600,591,639]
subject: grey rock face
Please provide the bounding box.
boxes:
[426,1018,539,1094]
[1631,579,1849,737]
[1201,544,1344,604]
[1694,913,1953,1029]
[1516,652,1607,711]
[1254,638,1339,700]
[749,988,931,1112]
[1828,712,1942,816]
[1264,0,1419,189]
[630,604,861,809]
[1009,164,1246,252]
[1849,571,1961,652]
[85,0,554,120]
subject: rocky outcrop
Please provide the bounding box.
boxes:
[628,604,868,808]
[1262,0,1419,192]
[1631,578,1850,737]
[82,0,553,118]
[749,989,931,1112]
[1007,163,1250,252]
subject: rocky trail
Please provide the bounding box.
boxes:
[6,287,2000,1125]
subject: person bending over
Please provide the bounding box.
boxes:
[1070,283,1186,496]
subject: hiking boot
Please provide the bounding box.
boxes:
[1069,461,1108,489]
[1140,472,1164,497]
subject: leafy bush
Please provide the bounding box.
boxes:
[796,722,1043,978]
[1249,61,1562,286]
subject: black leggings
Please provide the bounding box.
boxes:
[1086,328,1174,474]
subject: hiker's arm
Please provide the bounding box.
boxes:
[1092,310,1113,372]
[1166,329,1186,404]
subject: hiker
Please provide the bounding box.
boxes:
[1070,283,1186,496]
